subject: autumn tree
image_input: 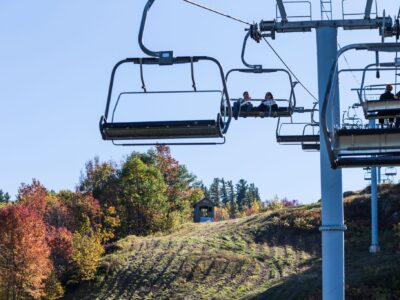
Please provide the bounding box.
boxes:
[69,217,104,283]
[79,157,118,208]
[17,179,47,216]
[152,146,203,227]
[0,205,52,299]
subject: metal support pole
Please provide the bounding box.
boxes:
[317,27,345,300]
[276,0,288,22]
[369,119,380,253]
[364,0,373,19]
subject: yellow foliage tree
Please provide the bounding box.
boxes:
[70,217,104,282]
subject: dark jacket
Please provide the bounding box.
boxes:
[380,91,395,100]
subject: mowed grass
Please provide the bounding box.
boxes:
[66,184,400,300]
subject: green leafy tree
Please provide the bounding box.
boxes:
[79,157,118,208]
[118,155,168,235]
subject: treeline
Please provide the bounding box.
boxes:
[0,146,204,299]
[201,178,263,220]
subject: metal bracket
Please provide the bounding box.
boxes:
[138,0,174,64]
[241,31,263,70]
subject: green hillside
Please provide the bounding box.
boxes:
[66,184,400,300]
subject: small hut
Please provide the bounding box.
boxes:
[193,198,215,223]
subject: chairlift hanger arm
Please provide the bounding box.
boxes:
[364,0,374,20]
[241,31,263,70]
[138,0,173,63]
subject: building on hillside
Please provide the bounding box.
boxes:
[193,198,215,223]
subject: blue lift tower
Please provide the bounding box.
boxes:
[258,1,395,299]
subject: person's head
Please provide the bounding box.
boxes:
[243,91,250,100]
[386,84,393,92]
[265,92,273,99]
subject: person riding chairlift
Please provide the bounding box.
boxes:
[258,92,278,117]
[240,91,253,112]
[379,84,395,128]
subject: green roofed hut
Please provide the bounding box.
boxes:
[193,198,215,223]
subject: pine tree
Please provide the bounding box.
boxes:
[235,179,248,212]
[245,183,262,208]
[209,178,221,207]
[0,189,10,203]
[226,180,237,219]
[220,178,229,207]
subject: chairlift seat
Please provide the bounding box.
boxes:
[100,117,223,140]
[336,156,400,168]
[301,143,320,151]
[363,100,400,119]
[277,134,320,144]
[232,102,292,119]
[335,128,400,156]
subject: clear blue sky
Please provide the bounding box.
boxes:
[1,0,399,202]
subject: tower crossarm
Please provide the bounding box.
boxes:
[259,17,393,37]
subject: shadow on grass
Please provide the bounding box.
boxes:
[247,259,322,300]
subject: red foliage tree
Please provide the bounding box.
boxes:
[17,179,47,217]
[0,205,52,299]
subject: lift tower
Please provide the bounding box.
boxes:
[256,1,395,299]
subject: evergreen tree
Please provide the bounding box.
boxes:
[220,178,229,207]
[0,190,10,203]
[200,183,210,200]
[235,179,248,211]
[209,178,221,207]
[245,183,262,208]
[226,180,237,219]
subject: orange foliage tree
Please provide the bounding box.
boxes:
[0,205,52,299]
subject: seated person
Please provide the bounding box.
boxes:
[240,91,253,111]
[258,92,278,116]
[396,91,400,128]
[379,84,395,128]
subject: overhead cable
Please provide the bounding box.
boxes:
[262,37,319,102]
[182,0,251,26]
[183,0,319,102]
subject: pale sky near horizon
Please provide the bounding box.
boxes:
[1,0,400,203]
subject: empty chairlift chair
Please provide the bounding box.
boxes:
[99,0,232,146]
[276,101,320,151]
[322,43,400,168]
[225,31,297,119]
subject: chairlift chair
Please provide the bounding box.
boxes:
[356,62,400,120]
[225,31,297,119]
[322,43,400,168]
[384,166,397,176]
[276,101,320,151]
[99,0,232,146]
[364,167,372,181]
